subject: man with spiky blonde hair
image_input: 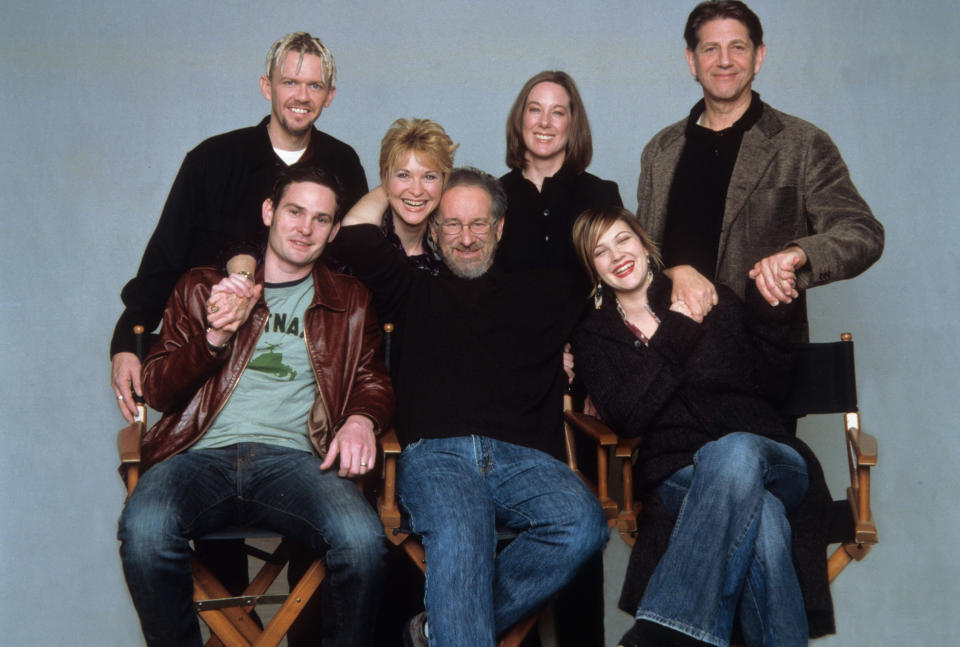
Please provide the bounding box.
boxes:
[109,32,368,647]
[265,31,337,87]
[111,30,367,422]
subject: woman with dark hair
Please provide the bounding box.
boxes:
[497,70,623,647]
[570,206,834,647]
[497,70,622,279]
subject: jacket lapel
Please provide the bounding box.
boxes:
[648,129,685,243]
[717,106,784,266]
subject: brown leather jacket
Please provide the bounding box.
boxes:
[139,264,394,473]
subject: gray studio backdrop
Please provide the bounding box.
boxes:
[2,1,957,645]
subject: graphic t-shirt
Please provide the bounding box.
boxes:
[191,275,316,453]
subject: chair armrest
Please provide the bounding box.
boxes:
[380,427,402,455]
[117,421,144,495]
[847,420,877,466]
[562,408,620,524]
[377,428,405,545]
[117,421,144,464]
[563,411,619,446]
[615,435,642,459]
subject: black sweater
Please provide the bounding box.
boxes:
[330,224,586,456]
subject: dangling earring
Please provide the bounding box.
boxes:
[594,281,604,310]
[646,267,654,286]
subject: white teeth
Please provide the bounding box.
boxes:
[402,199,427,208]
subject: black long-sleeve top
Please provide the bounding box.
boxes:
[497,165,622,279]
[329,224,586,457]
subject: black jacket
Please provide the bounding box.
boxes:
[330,224,586,457]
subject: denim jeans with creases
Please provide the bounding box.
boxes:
[118,443,387,647]
[636,432,810,647]
[397,435,609,647]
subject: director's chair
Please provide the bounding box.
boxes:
[117,326,326,647]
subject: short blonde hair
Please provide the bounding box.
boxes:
[265,32,336,88]
[572,206,663,296]
[378,118,458,185]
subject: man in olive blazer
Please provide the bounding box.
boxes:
[636,1,883,341]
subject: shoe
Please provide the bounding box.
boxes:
[618,620,711,647]
[402,611,429,647]
[618,620,664,647]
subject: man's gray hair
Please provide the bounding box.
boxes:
[438,167,508,224]
[265,32,337,88]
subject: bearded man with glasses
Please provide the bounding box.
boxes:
[328,166,609,647]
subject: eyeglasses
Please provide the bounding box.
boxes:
[438,220,494,236]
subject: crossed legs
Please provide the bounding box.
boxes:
[397,435,609,647]
[633,432,810,647]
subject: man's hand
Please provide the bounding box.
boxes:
[663,265,718,322]
[669,299,696,320]
[205,274,262,347]
[320,415,377,477]
[111,352,142,422]
[748,246,807,306]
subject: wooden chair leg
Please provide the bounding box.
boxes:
[192,538,323,647]
[254,558,326,647]
[192,558,262,646]
[402,540,427,575]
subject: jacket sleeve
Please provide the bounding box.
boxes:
[327,224,415,323]
[572,310,704,437]
[111,151,206,356]
[336,287,394,435]
[635,138,657,238]
[141,270,229,412]
[788,128,884,290]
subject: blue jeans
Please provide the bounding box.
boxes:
[636,433,810,647]
[118,443,387,647]
[397,436,609,647]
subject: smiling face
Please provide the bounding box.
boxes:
[592,219,652,296]
[386,150,444,229]
[686,18,765,110]
[521,81,571,168]
[262,181,339,281]
[430,185,503,279]
[260,52,336,146]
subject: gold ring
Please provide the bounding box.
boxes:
[360,462,368,467]
[209,305,220,313]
